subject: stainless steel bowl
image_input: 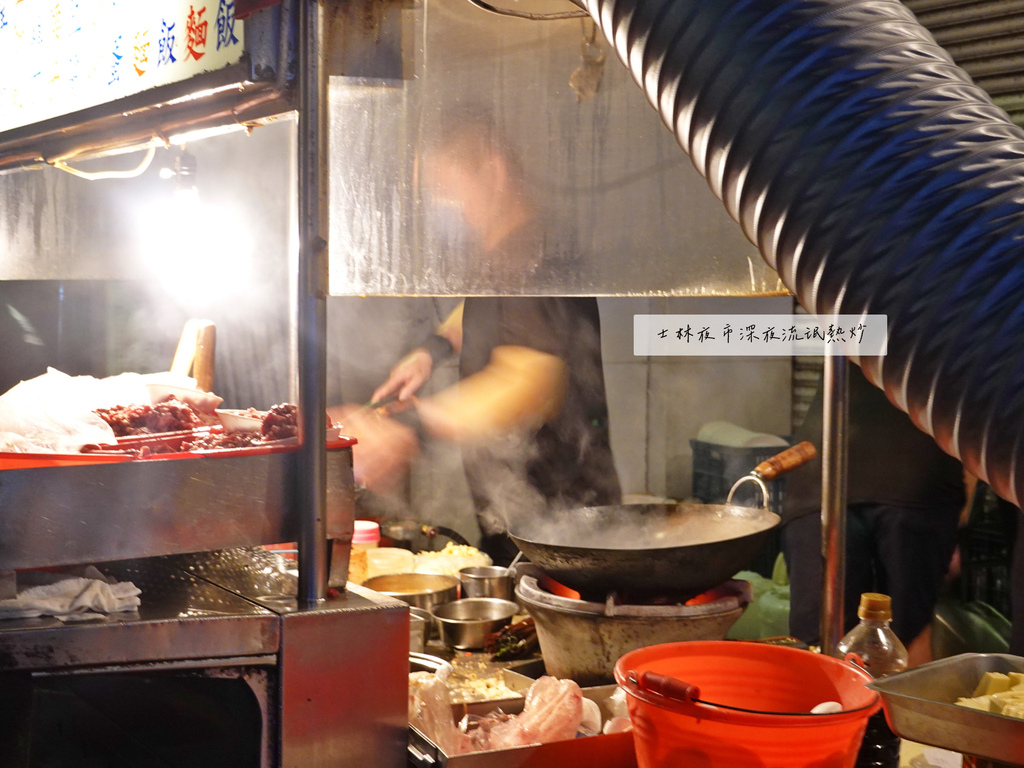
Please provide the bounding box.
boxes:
[459,565,514,600]
[363,573,459,611]
[431,597,518,650]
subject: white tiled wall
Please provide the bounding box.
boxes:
[599,295,794,500]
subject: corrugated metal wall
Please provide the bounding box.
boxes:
[905,0,1024,126]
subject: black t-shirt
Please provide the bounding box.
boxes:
[457,293,621,534]
[783,365,965,522]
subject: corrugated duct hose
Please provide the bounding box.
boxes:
[568,0,1024,507]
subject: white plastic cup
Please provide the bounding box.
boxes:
[352,520,381,551]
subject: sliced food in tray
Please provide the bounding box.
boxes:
[408,670,636,768]
[91,403,344,456]
[0,379,348,466]
[87,401,343,458]
[868,652,1024,764]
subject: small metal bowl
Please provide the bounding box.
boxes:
[363,573,459,611]
[431,598,518,650]
[459,565,514,601]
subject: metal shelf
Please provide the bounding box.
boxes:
[0,445,354,572]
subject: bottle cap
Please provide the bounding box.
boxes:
[352,520,381,545]
[857,592,892,621]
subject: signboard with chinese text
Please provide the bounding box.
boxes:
[634,314,889,356]
[0,1,246,135]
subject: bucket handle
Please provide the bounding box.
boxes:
[625,670,706,718]
[843,652,868,674]
[633,670,701,703]
[623,668,879,724]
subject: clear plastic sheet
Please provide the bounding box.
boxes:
[326,0,784,297]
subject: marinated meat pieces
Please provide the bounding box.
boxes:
[89,400,330,456]
[96,399,202,437]
[262,403,298,441]
[183,431,261,450]
[260,403,336,441]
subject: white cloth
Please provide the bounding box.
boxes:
[0,566,141,620]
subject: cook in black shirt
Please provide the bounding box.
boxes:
[330,111,620,564]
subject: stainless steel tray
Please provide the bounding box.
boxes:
[408,684,637,768]
[867,653,1024,765]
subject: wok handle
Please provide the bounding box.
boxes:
[424,524,470,546]
[752,441,818,480]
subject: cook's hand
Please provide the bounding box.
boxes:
[371,348,433,404]
[329,404,419,494]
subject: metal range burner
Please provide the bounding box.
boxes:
[515,573,752,687]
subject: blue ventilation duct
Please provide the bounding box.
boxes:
[573,0,1024,506]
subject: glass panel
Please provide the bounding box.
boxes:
[327,0,786,297]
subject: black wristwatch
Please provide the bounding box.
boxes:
[421,334,455,366]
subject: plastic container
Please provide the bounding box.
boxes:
[352,520,381,550]
[346,521,381,583]
[614,640,880,768]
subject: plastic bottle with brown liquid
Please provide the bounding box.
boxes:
[836,593,909,768]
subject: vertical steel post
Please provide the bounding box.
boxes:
[296,0,329,608]
[821,353,849,654]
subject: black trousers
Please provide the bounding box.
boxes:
[1011,506,1024,655]
[479,531,521,568]
[781,502,962,647]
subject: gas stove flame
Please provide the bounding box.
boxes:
[537,569,736,606]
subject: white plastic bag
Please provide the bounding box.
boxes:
[0,368,199,453]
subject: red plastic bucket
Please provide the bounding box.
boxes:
[614,640,880,768]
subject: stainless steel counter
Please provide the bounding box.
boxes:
[0,555,279,672]
[0,547,410,768]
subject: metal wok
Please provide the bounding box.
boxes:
[508,442,816,599]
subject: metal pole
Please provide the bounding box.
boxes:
[296,0,329,608]
[821,353,849,654]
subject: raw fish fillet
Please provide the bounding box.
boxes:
[486,676,584,749]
